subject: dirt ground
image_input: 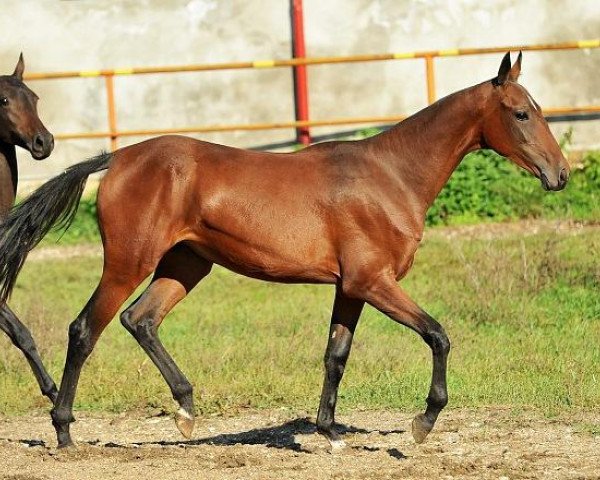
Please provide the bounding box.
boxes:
[0,409,598,480]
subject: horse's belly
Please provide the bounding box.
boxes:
[186,213,339,284]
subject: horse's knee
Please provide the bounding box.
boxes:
[424,326,450,356]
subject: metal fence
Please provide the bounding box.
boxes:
[23,39,600,152]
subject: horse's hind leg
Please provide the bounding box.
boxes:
[120,244,212,439]
[51,267,150,448]
[0,304,57,403]
[316,289,364,449]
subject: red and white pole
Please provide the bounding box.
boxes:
[290,0,311,146]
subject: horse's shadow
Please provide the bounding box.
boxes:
[6,417,407,458]
[132,416,406,455]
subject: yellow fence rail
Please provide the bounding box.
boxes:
[24,39,600,151]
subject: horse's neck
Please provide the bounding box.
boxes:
[0,142,18,219]
[369,82,488,214]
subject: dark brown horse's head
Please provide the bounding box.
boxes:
[0,54,53,160]
[482,52,569,191]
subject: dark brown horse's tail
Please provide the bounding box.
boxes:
[0,152,112,302]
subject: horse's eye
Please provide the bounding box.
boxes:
[515,110,529,121]
[0,97,8,106]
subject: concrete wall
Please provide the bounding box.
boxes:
[1,0,598,184]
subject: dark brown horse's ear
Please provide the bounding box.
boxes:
[495,52,512,86]
[508,51,522,82]
[13,53,25,81]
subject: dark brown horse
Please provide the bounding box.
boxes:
[0,52,569,448]
[0,54,56,403]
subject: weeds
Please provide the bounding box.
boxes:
[0,227,598,416]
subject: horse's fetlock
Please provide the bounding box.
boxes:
[427,387,448,409]
[172,381,193,402]
[316,409,334,432]
[51,407,75,426]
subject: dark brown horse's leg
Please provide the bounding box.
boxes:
[352,275,450,444]
[120,245,212,439]
[0,303,58,403]
[316,289,364,449]
[51,271,147,447]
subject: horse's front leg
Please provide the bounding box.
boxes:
[316,289,364,449]
[0,303,58,403]
[344,273,450,443]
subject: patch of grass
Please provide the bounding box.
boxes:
[573,422,600,436]
[1,227,598,416]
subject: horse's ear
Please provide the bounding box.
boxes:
[13,53,25,81]
[495,52,512,86]
[508,50,522,82]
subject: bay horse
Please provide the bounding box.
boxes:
[0,54,56,403]
[0,52,569,448]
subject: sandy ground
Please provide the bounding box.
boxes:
[0,409,598,480]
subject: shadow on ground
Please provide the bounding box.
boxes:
[135,417,406,453]
[2,417,407,458]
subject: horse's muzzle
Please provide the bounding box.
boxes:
[541,167,569,191]
[29,132,54,160]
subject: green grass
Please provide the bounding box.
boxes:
[1,227,598,416]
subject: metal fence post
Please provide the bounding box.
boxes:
[425,55,436,104]
[290,0,311,146]
[104,74,118,151]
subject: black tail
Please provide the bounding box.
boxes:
[0,152,112,302]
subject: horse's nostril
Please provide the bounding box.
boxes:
[34,134,44,149]
[559,168,569,183]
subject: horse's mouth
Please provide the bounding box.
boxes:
[30,148,52,160]
[540,172,551,191]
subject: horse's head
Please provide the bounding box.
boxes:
[0,54,53,160]
[482,52,569,191]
